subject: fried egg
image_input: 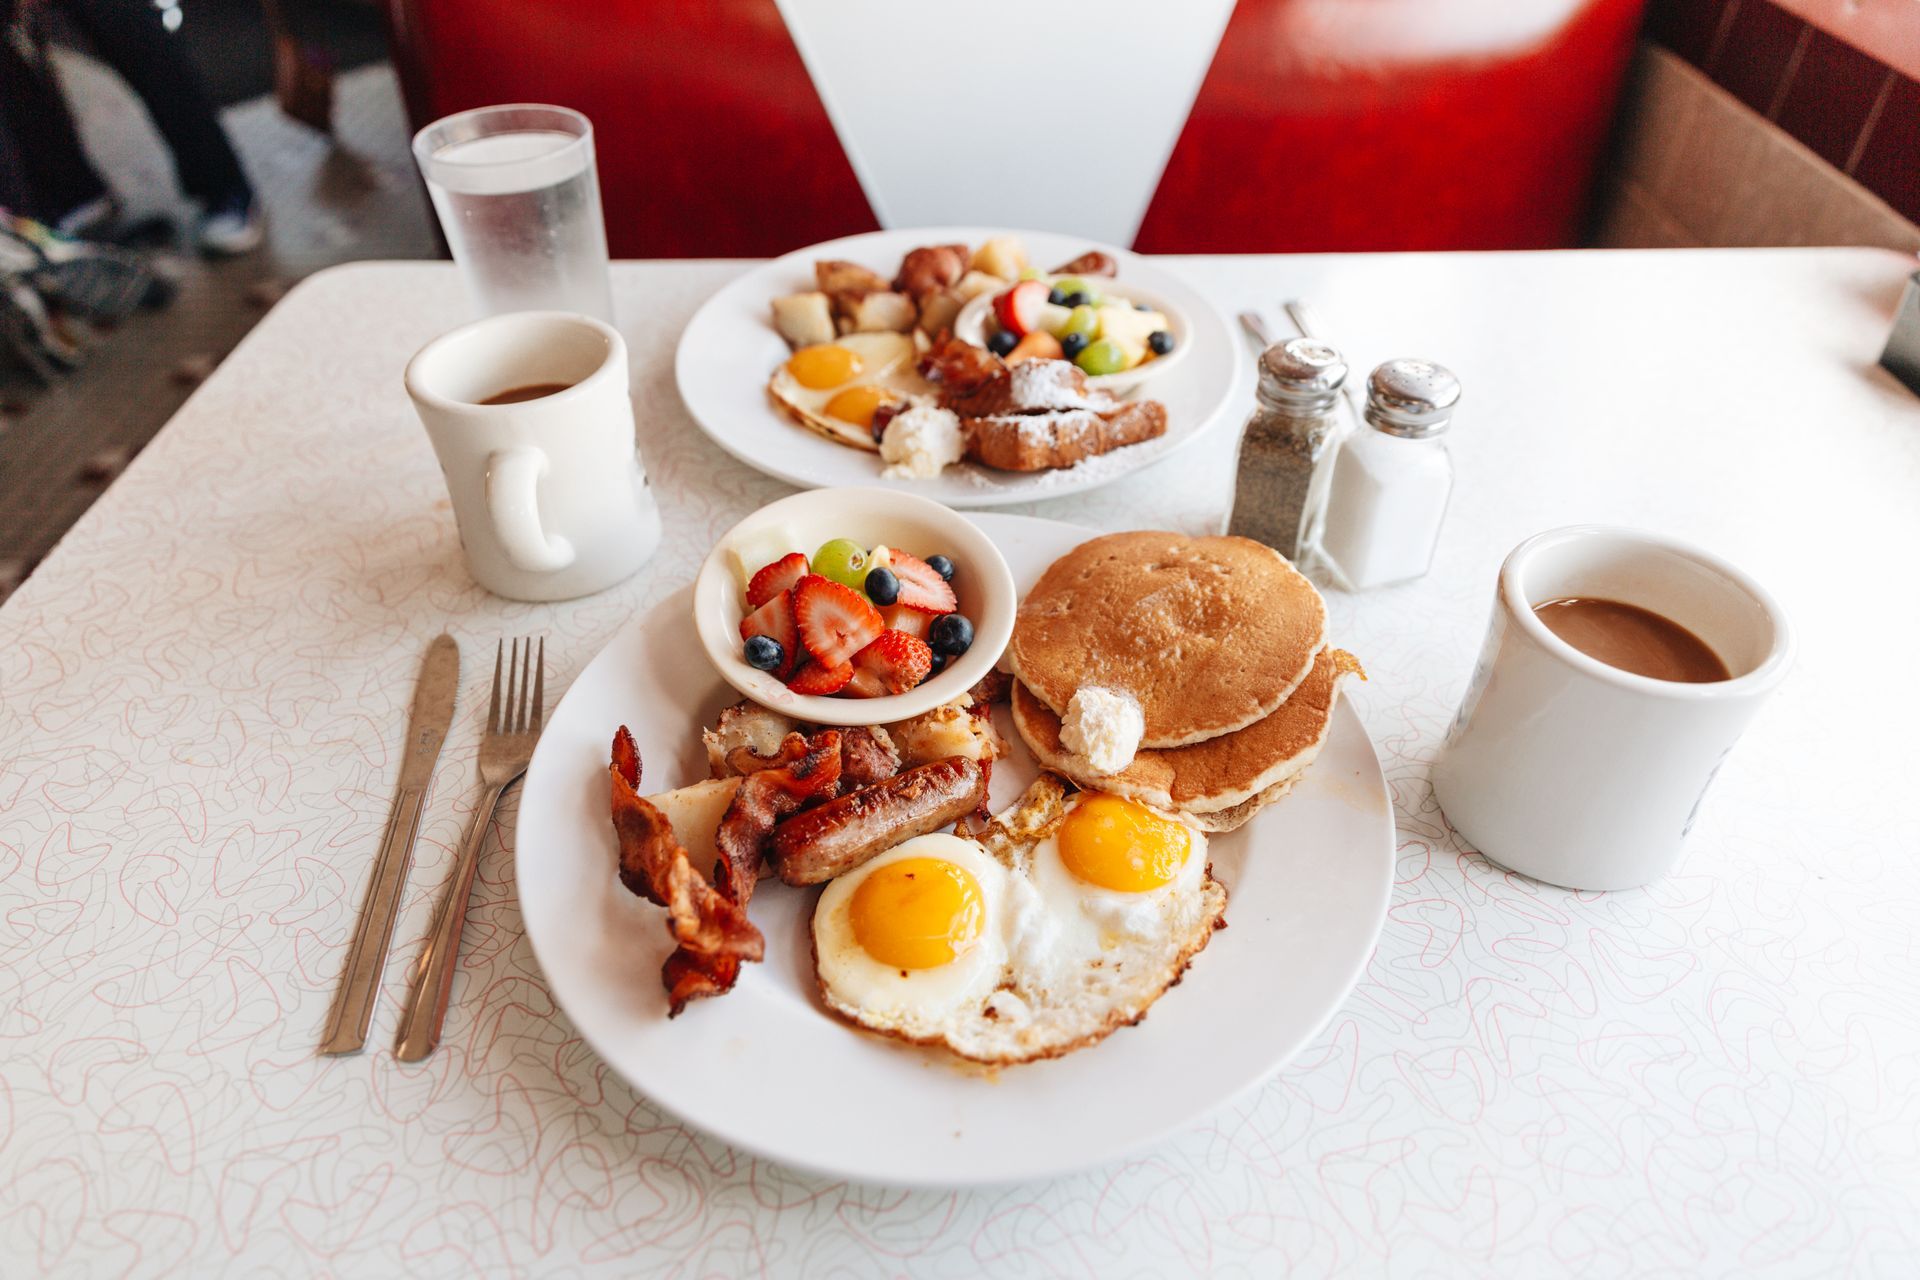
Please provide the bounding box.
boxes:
[767,332,932,452]
[813,833,1016,1042]
[812,775,1226,1065]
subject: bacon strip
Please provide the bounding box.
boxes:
[608,727,765,1016]
[710,730,842,905]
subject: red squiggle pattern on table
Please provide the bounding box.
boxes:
[2,257,1918,1275]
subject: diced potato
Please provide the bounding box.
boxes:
[814,259,889,296]
[771,292,836,349]
[886,701,1003,764]
[917,288,963,337]
[645,777,742,867]
[953,271,1005,304]
[847,290,916,333]
[971,236,1028,281]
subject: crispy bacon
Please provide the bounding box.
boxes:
[710,730,842,905]
[609,727,764,1016]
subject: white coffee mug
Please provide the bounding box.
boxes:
[1431,526,1793,890]
[405,311,661,601]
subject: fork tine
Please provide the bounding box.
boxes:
[516,635,534,733]
[532,637,546,731]
[487,639,505,735]
[501,638,518,735]
[511,637,527,734]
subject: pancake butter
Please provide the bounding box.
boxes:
[1060,687,1145,774]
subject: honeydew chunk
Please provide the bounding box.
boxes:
[726,522,806,593]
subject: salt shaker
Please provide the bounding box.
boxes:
[1226,338,1348,562]
[1317,358,1460,590]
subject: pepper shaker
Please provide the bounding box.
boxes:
[1226,338,1349,562]
[1317,358,1461,590]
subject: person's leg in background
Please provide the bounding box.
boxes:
[52,0,261,254]
[0,0,116,230]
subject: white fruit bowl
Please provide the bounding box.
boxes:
[692,487,1016,725]
[951,277,1194,396]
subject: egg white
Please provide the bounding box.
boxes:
[813,833,1012,1038]
[767,332,928,451]
[811,780,1228,1065]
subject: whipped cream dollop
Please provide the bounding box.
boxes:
[880,406,965,478]
[1060,686,1144,775]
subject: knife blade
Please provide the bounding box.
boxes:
[319,634,460,1055]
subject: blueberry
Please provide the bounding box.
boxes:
[1134,301,1153,312]
[986,329,1018,357]
[925,554,954,582]
[1148,330,1174,355]
[1061,332,1090,359]
[1063,290,1089,308]
[864,566,900,606]
[1047,286,1069,306]
[929,613,973,656]
[928,651,948,677]
[744,635,784,671]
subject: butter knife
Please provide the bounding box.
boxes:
[319,634,460,1055]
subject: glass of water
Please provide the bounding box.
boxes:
[412,104,615,324]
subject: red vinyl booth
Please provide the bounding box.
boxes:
[385,0,1646,257]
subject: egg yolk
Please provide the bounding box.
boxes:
[785,343,862,390]
[850,857,984,970]
[824,384,892,428]
[1058,794,1190,892]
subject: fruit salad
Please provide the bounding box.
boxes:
[737,537,976,698]
[985,276,1176,377]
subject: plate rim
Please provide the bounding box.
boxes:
[515,512,1394,1187]
[671,226,1248,509]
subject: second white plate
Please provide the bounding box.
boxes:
[673,227,1246,508]
[515,514,1393,1187]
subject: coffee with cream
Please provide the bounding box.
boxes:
[1533,597,1730,683]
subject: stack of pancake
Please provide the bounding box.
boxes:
[1007,532,1364,832]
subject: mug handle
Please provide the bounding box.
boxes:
[485,447,575,573]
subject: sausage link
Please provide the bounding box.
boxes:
[769,757,984,885]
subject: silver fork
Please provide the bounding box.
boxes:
[395,636,545,1061]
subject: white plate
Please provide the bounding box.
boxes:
[515,515,1394,1187]
[673,228,1247,508]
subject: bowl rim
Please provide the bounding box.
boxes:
[692,487,1018,725]
[950,277,1192,391]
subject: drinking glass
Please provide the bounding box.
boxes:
[412,104,615,324]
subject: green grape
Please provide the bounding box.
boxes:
[1074,337,1129,377]
[1052,277,1102,306]
[811,538,869,589]
[1061,305,1101,342]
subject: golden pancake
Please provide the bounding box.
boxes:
[1008,532,1328,747]
[1012,649,1365,822]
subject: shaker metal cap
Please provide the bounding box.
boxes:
[1365,358,1460,437]
[1258,338,1346,404]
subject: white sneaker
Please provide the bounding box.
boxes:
[197,194,263,256]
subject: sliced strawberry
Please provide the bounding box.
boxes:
[992,279,1049,338]
[740,592,800,678]
[887,551,958,614]
[787,658,852,696]
[746,552,809,609]
[880,603,930,639]
[845,629,935,698]
[791,573,883,667]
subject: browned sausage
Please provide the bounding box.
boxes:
[1050,250,1118,278]
[769,757,985,886]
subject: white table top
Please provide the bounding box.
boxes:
[4,249,1918,1276]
